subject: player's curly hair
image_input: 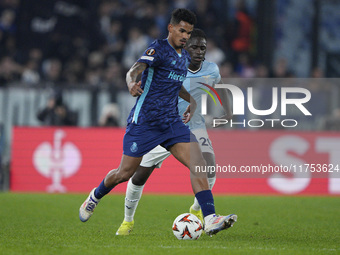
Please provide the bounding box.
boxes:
[170,8,197,25]
[188,28,207,41]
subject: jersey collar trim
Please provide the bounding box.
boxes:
[166,39,182,57]
[188,62,203,74]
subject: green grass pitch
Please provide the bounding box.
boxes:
[0,193,339,255]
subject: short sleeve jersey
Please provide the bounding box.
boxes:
[127,39,191,126]
[178,61,221,130]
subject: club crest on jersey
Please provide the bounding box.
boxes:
[146,49,156,56]
[130,142,138,153]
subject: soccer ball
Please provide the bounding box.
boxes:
[172,213,203,240]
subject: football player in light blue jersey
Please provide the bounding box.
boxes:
[116,29,235,236]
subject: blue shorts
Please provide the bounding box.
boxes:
[123,119,198,157]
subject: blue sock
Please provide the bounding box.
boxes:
[94,179,113,199]
[195,190,215,217]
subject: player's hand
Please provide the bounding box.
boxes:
[182,102,196,124]
[182,109,191,124]
[128,81,144,97]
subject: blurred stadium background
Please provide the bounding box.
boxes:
[0,0,339,194]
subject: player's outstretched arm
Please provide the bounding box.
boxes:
[179,85,197,124]
[126,62,147,97]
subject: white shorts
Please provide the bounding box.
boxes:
[140,129,214,168]
[192,128,214,154]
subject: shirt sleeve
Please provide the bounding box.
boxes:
[213,63,222,84]
[137,41,163,67]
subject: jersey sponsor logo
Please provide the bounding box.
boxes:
[146,48,156,55]
[171,60,176,65]
[168,71,186,82]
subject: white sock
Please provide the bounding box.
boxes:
[208,176,216,190]
[192,176,216,211]
[124,178,145,222]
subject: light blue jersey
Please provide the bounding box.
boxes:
[178,61,221,130]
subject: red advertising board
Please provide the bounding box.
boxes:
[11,127,340,195]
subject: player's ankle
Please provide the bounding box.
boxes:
[191,204,201,211]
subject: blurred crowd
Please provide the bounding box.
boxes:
[0,0,328,92]
[0,0,338,130]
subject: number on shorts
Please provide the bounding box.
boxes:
[199,137,212,147]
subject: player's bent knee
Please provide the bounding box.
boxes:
[118,171,134,183]
[131,175,147,186]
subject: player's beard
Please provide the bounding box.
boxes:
[176,38,187,49]
[173,43,184,50]
[177,41,186,49]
